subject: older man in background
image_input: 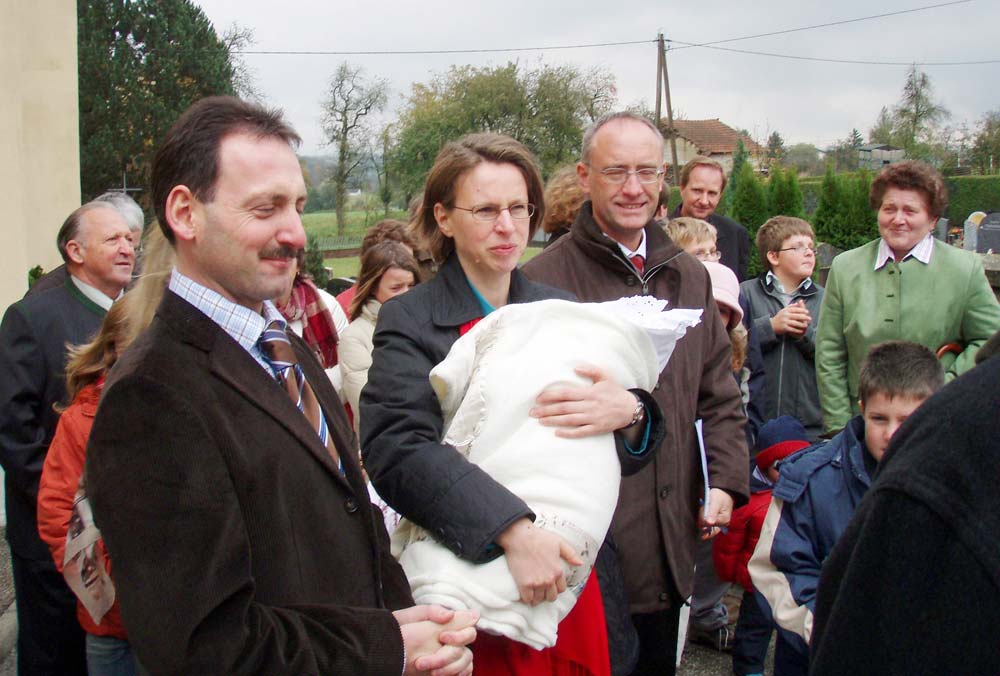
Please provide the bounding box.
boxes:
[27,191,144,297]
[0,201,135,674]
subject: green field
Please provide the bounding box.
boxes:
[310,209,547,280]
[324,244,545,280]
[303,209,409,242]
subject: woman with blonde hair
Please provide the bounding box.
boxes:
[37,227,174,676]
[542,165,585,245]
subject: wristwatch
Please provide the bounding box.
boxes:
[627,396,646,428]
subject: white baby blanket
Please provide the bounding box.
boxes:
[392,297,701,649]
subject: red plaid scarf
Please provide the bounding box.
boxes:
[277,276,339,369]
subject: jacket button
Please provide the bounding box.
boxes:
[345,498,359,513]
[454,542,463,555]
[659,591,670,602]
[626,275,636,286]
[659,487,670,499]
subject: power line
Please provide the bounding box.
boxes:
[668,40,999,66]
[224,4,998,67]
[666,0,973,50]
[237,39,653,56]
[232,1,982,63]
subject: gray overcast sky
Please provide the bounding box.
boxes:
[194,0,999,156]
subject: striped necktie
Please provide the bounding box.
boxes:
[259,321,341,469]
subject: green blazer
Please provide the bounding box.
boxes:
[817,238,1000,433]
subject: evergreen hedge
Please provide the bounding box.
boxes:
[945,175,1000,224]
[800,173,1000,225]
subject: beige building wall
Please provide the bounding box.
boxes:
[0,2,80,309]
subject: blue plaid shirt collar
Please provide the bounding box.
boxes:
[168,268,286,372]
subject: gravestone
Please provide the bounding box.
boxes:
[977,212,1000,254]
[815,242,842,287]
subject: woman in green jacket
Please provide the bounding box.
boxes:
[816,160,1000,433]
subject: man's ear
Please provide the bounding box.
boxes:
[433,202,453,239]
[766,250,781,269]
[165,185,198,243]
[65,240,85,265]
[577,162,591,195]
[858,399,866,416]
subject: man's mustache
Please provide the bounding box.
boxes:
[259,246,301,260]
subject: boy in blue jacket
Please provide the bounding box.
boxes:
[747,341,944,674]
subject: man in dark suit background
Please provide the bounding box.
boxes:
[85,96,476,675]
[671,156,752,282]
[26,191,145,298]
[0,201,135,674]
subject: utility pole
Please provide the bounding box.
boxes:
[656,34,680,185]
[654,34,663,126]
[111,163,143,196]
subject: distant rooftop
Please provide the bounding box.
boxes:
[860,143,903,151]
[662,118,767,155]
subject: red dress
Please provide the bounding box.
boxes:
[459,317,611,676]
[472,568,611,676]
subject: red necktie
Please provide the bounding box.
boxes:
[630,254,645,275]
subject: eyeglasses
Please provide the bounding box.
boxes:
[595,167,664,184]
[775,245,817,255]
[451,203,535,221]
[694,250,721,262]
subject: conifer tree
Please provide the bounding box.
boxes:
[813,163,844,246]
[767,165,786,216]
[720,139,748,216]
[785,169,806,219]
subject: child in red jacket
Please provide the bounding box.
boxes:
[713,416,810,676]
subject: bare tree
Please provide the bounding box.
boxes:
[321,62,389,234]
[580,66,617,122]
[891,65,950,158]
[222,23,263,103]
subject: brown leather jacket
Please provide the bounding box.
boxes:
[522,202,749,613]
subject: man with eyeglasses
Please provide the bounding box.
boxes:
[672,156,752,282]
[523,111,749,676]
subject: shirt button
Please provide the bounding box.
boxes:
[659,487,670,499]
[344,498,358,513]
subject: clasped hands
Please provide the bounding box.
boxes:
[771,300,811,338]
[395,604,479,676]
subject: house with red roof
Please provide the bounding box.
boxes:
[659,118,766,177]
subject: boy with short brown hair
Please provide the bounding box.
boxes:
[748,341,944,674]
[740,216,824,439]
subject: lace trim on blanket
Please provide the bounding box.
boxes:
[442,310,503,453]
